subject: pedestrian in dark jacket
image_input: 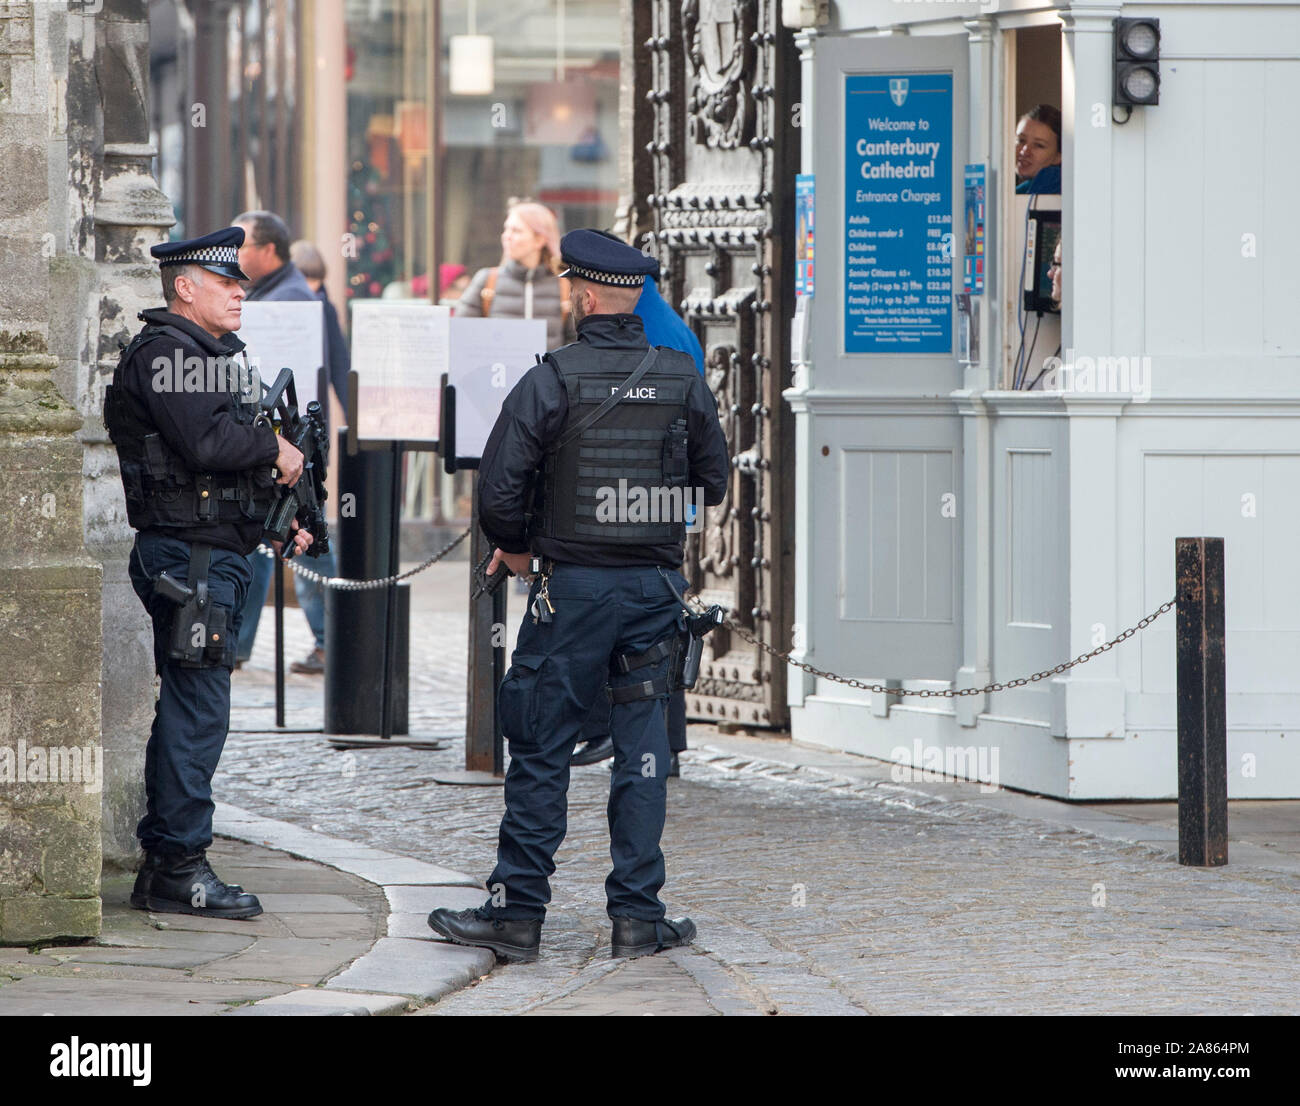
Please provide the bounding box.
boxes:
[290,239,352,417]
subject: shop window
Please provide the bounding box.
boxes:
[1003,25,1063,390]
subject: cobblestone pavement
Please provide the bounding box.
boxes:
[220,562,1300,1016]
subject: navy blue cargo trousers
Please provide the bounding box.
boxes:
[128,532,250,855]
[484,562,686,922]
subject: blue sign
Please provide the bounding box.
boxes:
[795,174,815,296]
[844,73,953,354]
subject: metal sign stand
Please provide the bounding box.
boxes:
[432,377,506,786]
[325,368,445,750]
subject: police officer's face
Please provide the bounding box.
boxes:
[1015,118,1061,181]
[179,268,245,336]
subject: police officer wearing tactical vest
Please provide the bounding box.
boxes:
[104,227,314,919]
[427,230,730,962]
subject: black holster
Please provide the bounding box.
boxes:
[157,543,235,668]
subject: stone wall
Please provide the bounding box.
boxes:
[0,0,104,942]
[0,0,167,942]
[85,1,174,872]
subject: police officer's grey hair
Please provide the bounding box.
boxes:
[290,239,326,281]
[571,276,641,315]
[234,210,292,262]
[161,263,205,304]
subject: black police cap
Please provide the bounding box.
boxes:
[559,228,657,287]
[150,226,249,281]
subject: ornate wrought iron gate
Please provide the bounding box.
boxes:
[624,0,798,729]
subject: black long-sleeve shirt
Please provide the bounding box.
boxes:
[478,313,730,568]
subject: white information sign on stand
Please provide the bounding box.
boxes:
[237,300,324,409]
[350,301,449,445]
[448,317,547,461]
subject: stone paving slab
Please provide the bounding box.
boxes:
[0,976,287,1016]
[251,894,368,915]
[39,945,242,972]
[384,884,487,915]
[194,937,374,985]
[388,913,439,939]
[324,937,494,1001]
[277,913,380,940]
[90,929,254,955]
[329,857,480,887]
[232,988,410,1016]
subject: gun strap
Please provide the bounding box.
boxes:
[609,675,672,704]
[616,636,676,674]
[554,348,659,452]
[656,565,692,612]
[187,542,212,612]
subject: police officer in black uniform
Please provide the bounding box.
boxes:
[104,227,314,919]
[428,230,730,962]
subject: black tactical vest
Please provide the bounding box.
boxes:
[531,345,694,547]
[103,322,276,531]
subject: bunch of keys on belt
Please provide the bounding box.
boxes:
[529,555,555,625]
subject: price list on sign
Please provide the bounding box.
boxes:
[843,73,953,354]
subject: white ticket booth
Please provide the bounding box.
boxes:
[785,1,1300,798]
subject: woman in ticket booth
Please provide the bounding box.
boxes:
[1014,104,1063,195]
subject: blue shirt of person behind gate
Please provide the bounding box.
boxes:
[634,274,704,373]
[634,273,706,526]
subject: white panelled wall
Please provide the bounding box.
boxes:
[786,1,1300,798]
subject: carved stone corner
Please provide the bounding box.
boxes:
[0,354,84,436]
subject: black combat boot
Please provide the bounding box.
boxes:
[135,850,244,893]
[130,849,262,919]
[610,915,696,958]
[427,906,541,962]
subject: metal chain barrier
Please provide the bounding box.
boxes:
[685,591,1178,699]
[263,531,1175,694]
[256,526,471,591]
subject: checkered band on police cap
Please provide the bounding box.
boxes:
[561,263,646,286]
[163,244,240,268]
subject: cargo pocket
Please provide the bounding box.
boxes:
[497,653,545,744]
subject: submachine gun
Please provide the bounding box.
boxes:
[259,368,330,558]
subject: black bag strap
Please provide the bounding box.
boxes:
[187,542,212,612]
[555,348,659,452]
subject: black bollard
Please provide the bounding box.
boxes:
[324,428,410,735]
[464,477,497,773]
[1175,537,1228,866]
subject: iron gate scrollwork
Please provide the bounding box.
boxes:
[631,0,797,729]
